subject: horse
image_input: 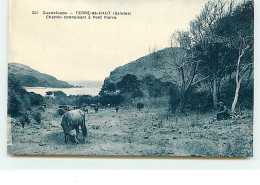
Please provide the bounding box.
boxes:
[61,109,87,144]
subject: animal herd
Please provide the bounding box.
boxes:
[59,102,241,144]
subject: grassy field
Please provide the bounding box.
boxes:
[7,104,253,157]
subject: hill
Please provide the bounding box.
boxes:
[100,47,185,97]
[8,63,74,88]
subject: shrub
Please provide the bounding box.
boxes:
[8,75,28,117]
[169,84,213,113]
[31,110,41,124]
[53,91,67,97]
[137,103,144,111]
[28,92,44,106]
[100,94,124,106]
[17,116,25,128]
[46,91,53,96]
[117,74,143,98]
[219,79,253,110]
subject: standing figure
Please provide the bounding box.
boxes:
[115,106,119,113]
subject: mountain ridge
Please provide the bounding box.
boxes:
[8,63,74,88]
[100,47,186,97]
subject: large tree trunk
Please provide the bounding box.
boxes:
[231,82,241,112]
[231,45,249,112]
[213,74,218,109]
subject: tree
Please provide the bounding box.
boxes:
[226,1,253,111]
[116,74,143,98]
[189,0,230,109]
[212,0,254,111]
[151,31,202,112]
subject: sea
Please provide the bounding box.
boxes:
[24,80,103,97]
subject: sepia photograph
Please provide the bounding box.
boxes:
[7,0,254,157]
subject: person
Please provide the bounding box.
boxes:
[217,102,230,120]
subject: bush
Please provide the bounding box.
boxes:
[142,75,174,97]
[184,90,213,113]
[8,74,44,117]
[137,103,144,111]
[116,74,143,98]
[46,91,53,96]
[31,110,41,124]
[53,91,67,97]
[100,94,124,106]
[8,75,28,117]
[17,116,25,128]
[169,84,213,113]
[28,92,44,106]
[219,79,253,110]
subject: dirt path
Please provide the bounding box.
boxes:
[8,107,253,157]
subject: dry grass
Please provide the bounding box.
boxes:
[8,104,253,157]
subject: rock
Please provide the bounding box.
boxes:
[144,136,149,139]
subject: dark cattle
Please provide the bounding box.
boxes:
[61,110,87,144]
[59,105,70,111]
[73,106,81,110]
[83,108,88,114]
[137,103,144,111]
[90,104,96,108]
[115,106,119,113]
[90,104,99,113]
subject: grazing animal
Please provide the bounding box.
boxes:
[61,109,87,144]
[73,106,81,110]
[94,106,99,113]
[115,106,119,113]
[59,105,70,111]
[84,108,88,114]
[137,103,144,111]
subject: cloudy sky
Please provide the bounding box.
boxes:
[9,0,213,81]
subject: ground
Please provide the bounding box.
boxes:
[7,105,253,157]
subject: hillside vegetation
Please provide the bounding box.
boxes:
[100,0,254,113]
[8,63,74,88]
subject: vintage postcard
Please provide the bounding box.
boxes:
[8,0,254,157]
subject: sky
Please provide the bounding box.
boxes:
[9,0,213,81]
